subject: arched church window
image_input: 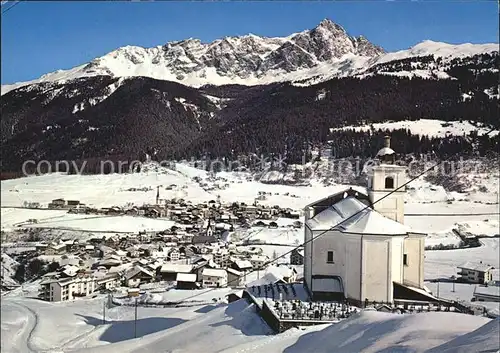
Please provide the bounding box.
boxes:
[385,176,394,189]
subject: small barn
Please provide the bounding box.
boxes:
[176,273,198,290]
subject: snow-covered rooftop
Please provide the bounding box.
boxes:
[159,264,194,273]
[176,273,197,282]
[202,268,227,277]
[458,262,495,272]
[306,196,410,235]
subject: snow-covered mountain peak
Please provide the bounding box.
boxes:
[1,20,498,96]
[377,40,499,65]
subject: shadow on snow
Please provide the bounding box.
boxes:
[77,314,187,343]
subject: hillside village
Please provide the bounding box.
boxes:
[0,138,498,353]
[2,191,304,302]
[1,5,499,352]
[1,138,497,326]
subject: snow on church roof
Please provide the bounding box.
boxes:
[306,196,409,235]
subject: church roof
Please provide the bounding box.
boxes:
[306,196,409,235]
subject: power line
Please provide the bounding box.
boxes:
[173,127,498,303]
[1,1,20,15]
[405,213,499,217]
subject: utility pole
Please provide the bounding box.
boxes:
[436,268,440,298]
[103,299,106,324]
[134,297,138,338]
[1,232,8,280]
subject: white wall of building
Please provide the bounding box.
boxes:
[344,236,362,301]
[304,148,428,304]
[403,236,425,288]
[391,236,404,285]
[361,237,391,302]
[46,277,97,302]
[304,224,313,293]
[202,275,227,288]
[307,229,408,303]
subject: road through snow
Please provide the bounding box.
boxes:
[1,299,39,353]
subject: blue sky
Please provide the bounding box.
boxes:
[1,1,498,84]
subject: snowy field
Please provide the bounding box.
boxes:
[1,292,498,353]
[1,163,499,352]
[330,119,499,138]
[1,162,498,243]
[425,238,499,279]
[114,287,235,306]
[1,208,174,234]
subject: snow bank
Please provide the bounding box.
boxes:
[427,317,500,353]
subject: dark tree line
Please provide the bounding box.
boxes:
[1,52,498,175]
[14,259,59,283]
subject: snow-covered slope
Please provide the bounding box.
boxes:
[1,253,19,288]
[427,317,500,353]
[330,119,499,138]
[2,297,492,353]
[377,40,499,64]
[1,292,497,353]
[292,40,499,86]
[2,19,497,95]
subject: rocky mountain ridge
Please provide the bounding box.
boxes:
[2,19,383,94]
[1,20,499,175]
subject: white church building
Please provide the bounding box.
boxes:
[304,136,429,305]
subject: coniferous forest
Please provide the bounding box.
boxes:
[1,53,499,176]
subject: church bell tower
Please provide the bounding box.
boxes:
[368,136,406,224]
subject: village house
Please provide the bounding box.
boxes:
[290,248,304,265]
[66,200,81,209]
[95,273,121,291]
[192,235,217,245]
[105,207,123,216]
[159,264,194,281]
[35,243,48,253]
[176,273,198,290]
[48,198,66,209]
[124,266,156,287]
[303,136,430,305]
[151,247,171,259]
[68,204,88,214]
[242,205,258,218]
[45,243,67,256]
[213,248,231,268]
[191,258,218,282]
[169,248,181,261]
[473,285,500,302]
[98,255,123,269]
[202,268,228,288]
[272,265,298,283]
[249,255,269,270]
[145,206,166,218]
[230,259,253,273]
[457,262,495,284]
[281,210,301,219]
[125,207,139,216]
[227,268,245,287]
[39,274,97,302]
